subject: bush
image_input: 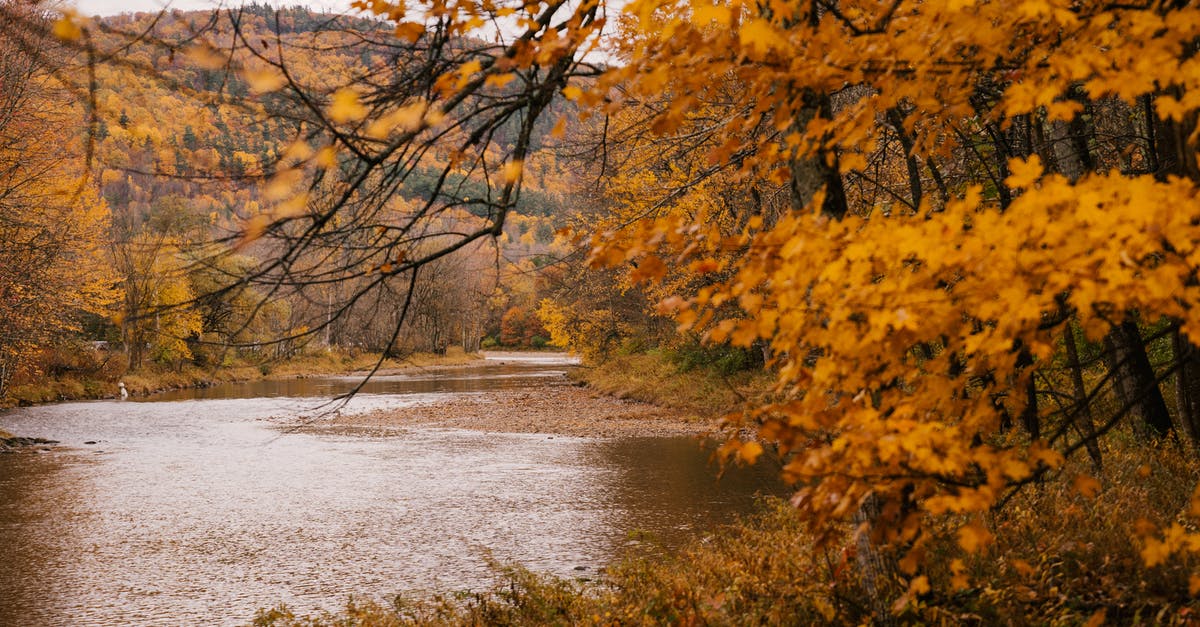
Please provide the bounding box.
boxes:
[666,341,759,376]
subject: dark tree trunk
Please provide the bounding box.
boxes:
[886,108,922,210]
[1151,88,1200,181]
[1104,333,1139,434]
[1115,321,1175,439]
[790,79,887,621]
[1064,325,1103,469]
[790,91,848,219]
[1172,328,1200,450]
[1019,377,1040,441]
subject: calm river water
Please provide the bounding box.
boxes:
[0,354,783,626]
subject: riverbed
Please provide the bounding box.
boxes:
[0,353,783,626]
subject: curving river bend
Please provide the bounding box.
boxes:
[0,354,782,626]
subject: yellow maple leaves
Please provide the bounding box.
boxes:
[738,19,787,58]
[365,101,431,138]
[328,88,368,124]
[243,67,287,94]
[690,2,731,26]
[504,158,528,182]
[587,0,1200,584]
[1005,155,1043,189]
[52,10,82,41]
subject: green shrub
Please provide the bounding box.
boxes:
[665,341,759,376]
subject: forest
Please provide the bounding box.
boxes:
[1,2,570,402]
[5,0,1200,623]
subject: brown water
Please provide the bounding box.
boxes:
[0,354,784,626]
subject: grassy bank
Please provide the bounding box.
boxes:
[3,347,481,407]
[570,350,773,420]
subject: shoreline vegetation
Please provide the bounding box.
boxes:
[1,346,485,409]
[570,351,772,420]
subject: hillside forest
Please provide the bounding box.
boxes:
[2,3,571,399]
[8,0,1200,622]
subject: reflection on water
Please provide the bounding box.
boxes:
[0,354,784,626]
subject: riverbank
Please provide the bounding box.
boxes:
[293,351,747,438]
[2,348,484,408]
[571,351,773,418]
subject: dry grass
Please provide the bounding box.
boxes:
[919,434,1200,624]
[573,351,772,420]
[268,347,480,378]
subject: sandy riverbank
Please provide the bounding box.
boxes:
[296,377,719,438]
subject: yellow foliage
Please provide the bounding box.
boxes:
[327,88,367,123]
[957,522,994,554]
[576,0,1200,604]
[501,159,524,184]
[1074,475,1103,500]
[52,11,82,41]
[243,66,287,94]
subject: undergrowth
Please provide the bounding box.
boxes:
[572,351,772,420]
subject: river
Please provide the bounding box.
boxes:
[0,353,783,626]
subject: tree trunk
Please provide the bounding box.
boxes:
[1064,325,1103,469]
[1114,321,1175,439]
[790,85,893,622]
[1173,328,1200,450]
[1151,88,1200,181]
[853,494,898,626]
[1046,119,1086,182]
[1018,377,1040,441]
[1103,333,1140,435]
[789,91,848,219]
[886,108,922,209]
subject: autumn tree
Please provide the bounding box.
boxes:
[109,194,207,369]
[581,0,1200,616]
[0,3,116,396]
[39,0,1200,617]
[401,239,493,353]
[35,0,606,379]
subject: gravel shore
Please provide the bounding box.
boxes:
[301,378,718,438]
